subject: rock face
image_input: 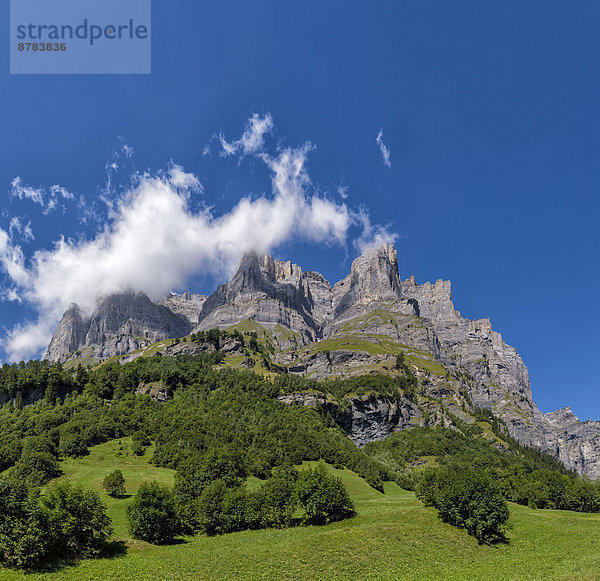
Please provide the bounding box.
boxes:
[277,392,423,446]
[542,408,600,478]
[159,293,207,326]
[46,303,89,363]
[324,244,418,339]
[332,244,402,317]
[195,252,324,344]
[399,276,537,442]
[46,291,192,362]
[45,244,600,479]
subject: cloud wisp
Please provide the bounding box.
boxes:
[10,177,75,214]
[8,217,34,243]
[219,113,274,158]
[0,114,396,362]
[376,129,392,168]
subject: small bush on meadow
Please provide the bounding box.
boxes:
[128,481,181,544]
[417,467,509,544]
[295,463,357,525]
[40,480,113,558]
[102,469,126,497]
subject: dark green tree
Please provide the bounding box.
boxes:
[0,478,49,569]
[295,463,356,525]
[40,480,113,558]
[417,468,509,543]
[102,469,126,497]
[128,481,181,544]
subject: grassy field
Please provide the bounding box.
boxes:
[58,438,175,538]
[1,442,600,580]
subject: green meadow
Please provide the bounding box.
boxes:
[1,439,599,580]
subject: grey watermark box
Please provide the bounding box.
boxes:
[10,0,151,74]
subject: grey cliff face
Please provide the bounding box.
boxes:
[46,291,192,363]
[541,408,600,479]
[330,243,402,319]
[399,275,536,438]
[85,292,190,343]
[302,271,333,328]
[45,303,88,363]
[195,252,319,343]
[323,244,418,339]
[45,243,600,479]
[159,292,207,326]
[277,392,423,446]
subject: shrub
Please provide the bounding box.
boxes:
[196,479,229,536]
[295,463,356,525]
[417,467,509,543]
[102,469,126,497]
[11,451,60,487]
[40,480,113,558]
[0,478,49,569]
[128,481,181,544]
[59,433,88,458]
[131,432,151,456]
[260,465,298,527]
[174,447,247,503]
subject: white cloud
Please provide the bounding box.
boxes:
[353,207,397,253]
[337,185,349,199]
[168,163,203,193]
[2,319,55,362]
[0,228,29,289]
[0,114,396,362]
[376,129,392,168]
[2,287,23,303]
[10,177,75,214]
[220,113,274,157]
[9,217,34,242]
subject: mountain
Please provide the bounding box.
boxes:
[45,244,600,479]
[45,291,195,363]
[195,252,319,345]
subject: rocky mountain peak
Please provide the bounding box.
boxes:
[331,243,402,318]
[401,277,454,321]
[228,252,273,298]
[46,290,191,364]
[44,243,600,479]
[45,302,87,362]
[159,292,207,326]
[195,250,317,342]
[274,258,303,285]
[545,406,580,427]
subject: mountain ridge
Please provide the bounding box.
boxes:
[44,244,600,479]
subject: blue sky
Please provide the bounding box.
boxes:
[1,1,599,419]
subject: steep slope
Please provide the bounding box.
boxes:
[324,244,419,339]
[45,303,89,363]
[399,276,539,445]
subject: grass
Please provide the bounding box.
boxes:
[404,353,447,376]
[226,318,270,336]
[56,438,175,538]
[306,335,407,356]
[332,308,418,336]
[298,333,449,378]
[2,441,600,579]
